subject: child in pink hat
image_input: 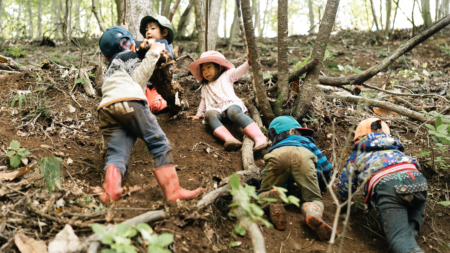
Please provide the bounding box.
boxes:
[188,51,268,152]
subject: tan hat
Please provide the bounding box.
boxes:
[354,118,390,141]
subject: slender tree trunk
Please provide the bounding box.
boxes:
[390,0,399,37]
[241,0,274,124]
[18,0,22,37]
[115,0,124,25]
[259,0,269,38]
[63,0,71,40]
[74,0,82,36]
[123,0,154,40]
[385,0,391,36]
[109,0,114,27]
[379,0,383,29]
[92,0,105,32]
[227,4,238,50]
[370,0,380,30]
[421,0,433,28]
[0,0,3,36]
[37,0,42,37]
[207,0,222,50]
[52,0,59,39]
[194,0,206,53]
[85,11,93,37]
[274,0,288,116]
[293,0,340,119]
[223,0,227,38]
[436,0,440,20]
[177,0,194,36]
[308,0,315,32]
[168,0,182,21]
[365,0,371,28]
[162,0,172,17]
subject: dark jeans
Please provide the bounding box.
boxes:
[373,170,427,253]
[98,101,173,175]
[205,105,253,131]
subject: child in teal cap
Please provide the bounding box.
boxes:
[259,116,333,241]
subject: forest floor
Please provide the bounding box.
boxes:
[1,28,450,253]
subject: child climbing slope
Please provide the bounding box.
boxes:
[188,51,268,151]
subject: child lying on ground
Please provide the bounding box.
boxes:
[187,51,268,152]
[337,118,427,253]
[97,26,203,203]
[259,116,333,240]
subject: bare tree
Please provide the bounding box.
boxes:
[421,0,433,28]
[241,0,274,124]
[63,0,72,40]
[385,0,392,36]
[168,0,182,21]
[177,0,194,37]
[123,0,154,40]
[292,0,340,119]
[207,0,223,50]
[52,0,60,39]
[194,0,206,53]
[223,0,227,38]
[274,0,288,116]
[162,0,172,17]
[308,0,315,32]
[227,4,238,49]
[92,0,105,32]
[259,0,270,38]
[370,0,380,30]
[37,0,42,38]
[379,0,383,29]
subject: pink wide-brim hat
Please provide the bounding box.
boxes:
[189,51,235,81]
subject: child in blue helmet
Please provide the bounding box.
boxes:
[97,26,203,203]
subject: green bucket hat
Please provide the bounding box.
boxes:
[140,15,175,44]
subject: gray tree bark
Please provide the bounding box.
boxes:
[37,0,42,38]
[308,0,315,32]
[162,0,172,17]
[207,0,223,50]
[227,4,238,50]
[223,0,227,38]
[385,0,392,36]
[63,0,72,40]
[292,0,340,119]
[370,0,380,30]
[74,0,82,36]
[177,0,194,37]
[421,0,433,28]
[115,0,124,25]
[273,0,288,116]
[194,0,206,53]
[379,0,383,29]
[168,0,182,21]
[92,0,105,32]
[241,0,274,124]
[52,0,60,39]
[124,0,154,40]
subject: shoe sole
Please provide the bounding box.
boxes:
[269,203,287,230]
[253,142,268,152]
[305,215,332,241]
[224,141,242,151]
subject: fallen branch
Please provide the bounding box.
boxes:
[288,58,319,83]
[0,55,27,71]
[324,94,432,122]
[359,82,448,102]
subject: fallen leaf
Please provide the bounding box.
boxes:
[373,107,398,117]
[67,158,73,165]
[68,105,76,113]
[0,166,33,181]
[15,231,47,253]
[48,224,80,253]
[21,157,29,166]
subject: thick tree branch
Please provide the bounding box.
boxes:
[168,0,182,22]
[92,0,105,32]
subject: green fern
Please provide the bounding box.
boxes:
[11,94,28,108]
[39,157,63,193]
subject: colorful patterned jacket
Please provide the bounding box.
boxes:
[337,132,421,207]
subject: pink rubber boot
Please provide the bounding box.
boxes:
[100,165,123,203]
[153,164,204,201]
[213,126,242,151]
[244,122,269,152]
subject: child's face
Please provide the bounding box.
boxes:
[201,63,217,82]
[145,23,168,40]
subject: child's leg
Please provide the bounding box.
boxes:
[226,105,268,152]
[374,172,427,253]
[205,110,242,151]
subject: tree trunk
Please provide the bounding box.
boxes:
[227,4,238,50]
[162,0,172,17]
[385,0,392,36]
[18,0,22,37]
[390,0,399,38]
[115,0,124,25]
[308,0,315,32]
[223,0,227,38]
[436,0,440,20]
[52,0,59,39]
[168,0,182,21]
[370,0,380,30]
[37,0,42,37]
[379,0,383,30]
[273,0,288,116]
[241,0,274,124]
[63,0,71,40]
[123,0,153,40]
[259,0,269,38]
[92,0,105,32]
[194,0,206,53]
[0,0,2,36]
[254,0,260,37]
[177,0,194,37]
[207,0,222,50]
[292,0,340,119]
[74,0,82,36]
[421,0,433,28]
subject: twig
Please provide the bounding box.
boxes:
[37,51,66,68]
[280,230,291,253]
[360,82,449,102]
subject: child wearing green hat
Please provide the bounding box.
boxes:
[259,116,333,241]
[138,15,175,113]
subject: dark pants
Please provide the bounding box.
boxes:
[98,101,173,176]
[205,105,253,131]
[373,171,427,253]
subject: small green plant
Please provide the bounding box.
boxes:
[294,49,336,73]
[5,45,27,58]
[425,116,450,145]
[436,43,450,55]
[39,156,63,193]
[263,73,273,79]
[337,64,362,74]
[76,78,90,85]
[302,112,317,123]
[91,222,173,253]
[417,150,431,158]
[11,94,28,108]
[5,140,30,168]
[227,173,299,241]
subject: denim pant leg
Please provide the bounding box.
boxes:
[106,101,174,168]
[205,110,224,131]
[374,172,427,253]
[226,105,254,129]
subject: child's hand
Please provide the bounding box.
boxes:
[150,41,166,55]
[247,53,252,66]
[187,116,200,120]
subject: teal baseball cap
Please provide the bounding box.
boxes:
[269,116,314,136]
[99,26,134,57]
